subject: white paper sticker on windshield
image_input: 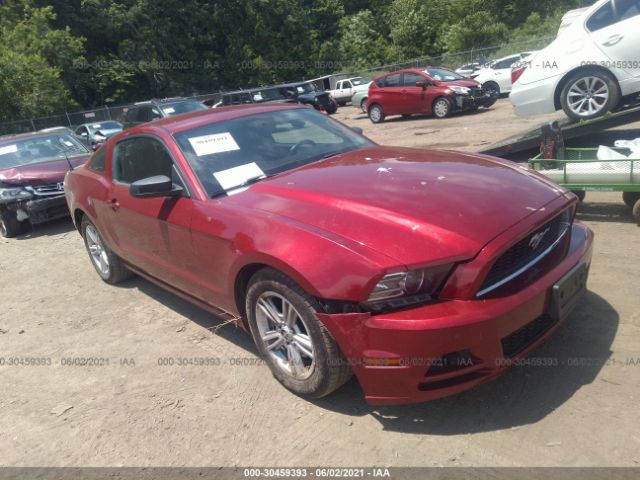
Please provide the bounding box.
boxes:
[189,132,240,156]
[92,124,102,128]
[213,162,264,191]
[63,140,74,147]
[0,144,18,156]
[162,107,175,114]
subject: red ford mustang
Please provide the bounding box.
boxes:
[64,104,593,405]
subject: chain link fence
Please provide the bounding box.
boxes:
[0,36,554,136]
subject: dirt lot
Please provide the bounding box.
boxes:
[1,98,639,467]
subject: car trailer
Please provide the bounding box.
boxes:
[528,148,640,225]
[480,101,640,161]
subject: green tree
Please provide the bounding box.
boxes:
[444,11,509,51]
[338,10,390,69]
[0,2,83,120]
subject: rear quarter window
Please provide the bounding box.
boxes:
[88,147,106,172]
[586,1,616,31]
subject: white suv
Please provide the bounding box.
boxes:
[472,52,535,96]
[511,0,640,120]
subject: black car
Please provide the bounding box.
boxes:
[220,82,338,114]
[122,98,208,129]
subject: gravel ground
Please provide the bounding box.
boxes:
[1,98,639,467]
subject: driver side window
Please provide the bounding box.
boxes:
[113,137,179,186]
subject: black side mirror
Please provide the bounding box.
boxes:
[130,175,183,199]
[416,81,427,90]
[350,126,364,135]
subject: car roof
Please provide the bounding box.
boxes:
[141,103,306,134]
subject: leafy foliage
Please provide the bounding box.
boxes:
[0,0,587,120]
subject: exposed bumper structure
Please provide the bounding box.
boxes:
[6,194,69,225]
[319,222,593,405]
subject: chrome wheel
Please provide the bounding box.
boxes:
[566,76,609,117]
[369,105,382,123]
[255,292,315,380]
[85,224,110,277]
[434,99,449,118]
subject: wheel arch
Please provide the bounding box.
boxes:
[232,258,322,322]
[553,65,621,111]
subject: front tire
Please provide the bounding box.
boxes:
[368,104,385,123]
[560,69,620,120]
[0,211,26,238]
[81,216,132,284]
[433,97,451,118]
[245,268,352,399]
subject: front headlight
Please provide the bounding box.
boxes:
[367,265,453,303]
[0,187,33,203]
[450,86,470,95]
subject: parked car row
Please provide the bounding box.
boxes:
[40,121,124,151]
[210,81,339,114]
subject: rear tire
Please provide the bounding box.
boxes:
[368,104,385,123]
[0,211,26,238]
[483,81,500,97]
[622,192,640,208]
[81,216,132,284]
[633,199,640,226]
[245,268,352,399]
[432,97,451,118]
[560,69,620,120]
[360,98,368,114]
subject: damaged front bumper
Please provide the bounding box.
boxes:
[4,194,69,225]
[452,89,498,111]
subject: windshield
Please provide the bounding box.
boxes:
[161,101,208,116]
[89,121,122,131]
[0,134,88,169]
[174,108,373,198]
[295,83,316,94]
[424,68,465,82]
[350,77,366,86]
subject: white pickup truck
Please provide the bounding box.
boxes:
[328,77,369,105]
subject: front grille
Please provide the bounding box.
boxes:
[27,183,64,196]
[478,209,572,297]
[470,88,485,97]
[501,314,557,358]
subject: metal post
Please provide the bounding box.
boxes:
[105,105,111,120]
[65,112,72,127]
[30,118,36,131]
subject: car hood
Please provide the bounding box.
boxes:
[233,147,566,265]
[97,129,122,138]
[0,155,90,186]
[435,78,481,88]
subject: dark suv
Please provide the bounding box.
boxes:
[122,98,208,129]
[220,83,337,114]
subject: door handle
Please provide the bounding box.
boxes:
[603,34,623,46]
[109,198,120,212]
